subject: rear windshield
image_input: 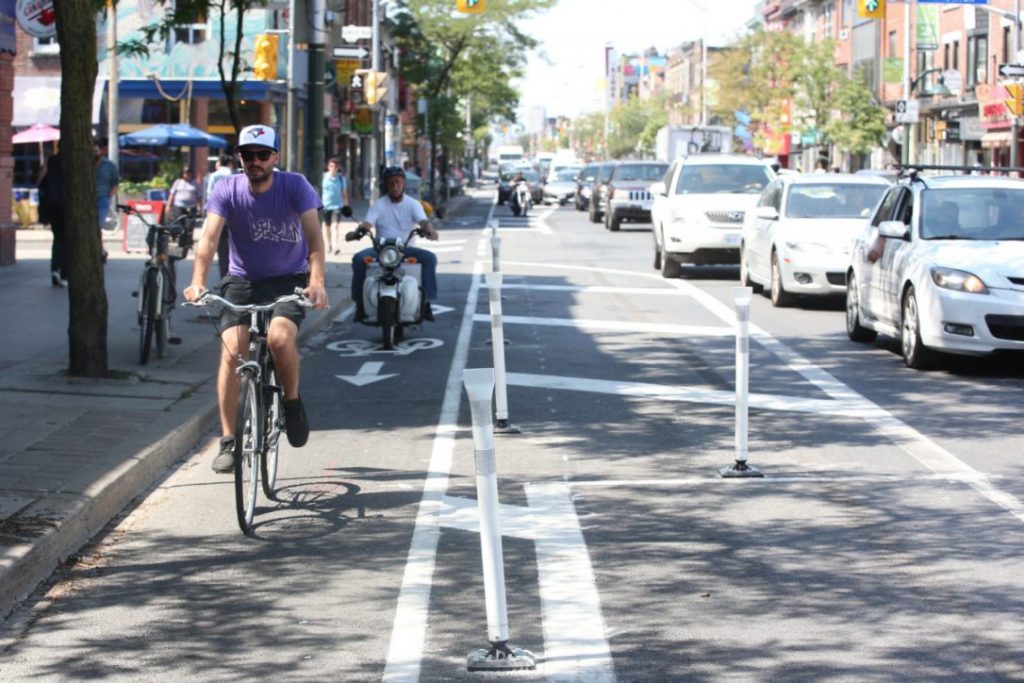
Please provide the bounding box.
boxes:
[613,164,669,181]
[579,164,599,181]
[676,164,773,194]
[785,184,887,219]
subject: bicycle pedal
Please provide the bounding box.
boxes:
[168,337,183,345]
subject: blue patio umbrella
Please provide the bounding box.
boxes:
[119,123,227,148]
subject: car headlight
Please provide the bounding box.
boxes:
[930,267,989,294]
[379,245,401,268]
[784,241,831,254]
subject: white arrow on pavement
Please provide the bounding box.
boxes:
[337,361,397,386]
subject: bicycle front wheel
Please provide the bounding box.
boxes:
[261,365,282,499]
[234,373,261,534]
[138,268,158,365]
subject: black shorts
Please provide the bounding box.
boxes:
[217,273,309,334]
[322,208,343,224]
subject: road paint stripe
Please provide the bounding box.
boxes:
[437,494,542,540]
[527,482,616,683]
[556,473,998,487]
[472,313,733,338]
[506,372,864,417]
[499,284,690,296]
[382,259,483,682]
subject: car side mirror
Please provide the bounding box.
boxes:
[649,181,667,196]
[755,206,779,221]
[878,220,909,239]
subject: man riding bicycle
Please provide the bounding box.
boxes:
[352,166,440,321]
[184,124,329,473]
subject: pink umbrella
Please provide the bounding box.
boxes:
[12,123,60,144]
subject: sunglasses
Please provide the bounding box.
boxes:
[239,149,273,162]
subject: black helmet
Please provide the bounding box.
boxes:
[382,166,406,181]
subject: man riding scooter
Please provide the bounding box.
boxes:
[509,170,531,216]
[351,166,440,321]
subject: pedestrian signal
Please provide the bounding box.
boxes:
[1006,83,1024,116]
[253,34,278,80]
[456,0,485,13]
[857,0,884,20]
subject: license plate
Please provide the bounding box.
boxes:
[724,233,741,246]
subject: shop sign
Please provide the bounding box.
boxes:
[977,84,1012,130]
[16,0,55,38]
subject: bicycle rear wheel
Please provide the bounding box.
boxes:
[138,268,158,365]
[261,364,282,499]
[156,269,169,358]
[234,373,261,534]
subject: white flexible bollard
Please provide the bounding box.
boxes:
[491,234,501,273]
[485,272,520,434]
[462,368,535,671]
[721,286,763,478]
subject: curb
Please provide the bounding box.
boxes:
[0,294,350,621]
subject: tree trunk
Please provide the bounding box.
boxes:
[57,0,108,377]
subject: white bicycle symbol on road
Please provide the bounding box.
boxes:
[326,338,444,357]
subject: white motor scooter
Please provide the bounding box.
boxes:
[510,180,531,217]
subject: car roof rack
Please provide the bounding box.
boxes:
[895,163,1024,176]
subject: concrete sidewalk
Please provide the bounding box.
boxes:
[0,193,469,620]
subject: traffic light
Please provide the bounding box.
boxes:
[364,71,389,106]
[857,0,884,20]
[1006,83,1024,116]
[456,0,486,13]
[253,34,278,81]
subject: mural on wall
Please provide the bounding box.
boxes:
[97,1,277,81]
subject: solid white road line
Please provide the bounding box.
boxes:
[498,284,690,296]
[382,260,482,682]
[506,372,864,417]
[527,482,616,683]
[472,313,733,338]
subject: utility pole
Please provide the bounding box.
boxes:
[370,0,381,201]
[308,0,326,190]
[286,0,297,171]
[106,0,118,167]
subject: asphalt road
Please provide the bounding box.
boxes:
[2,190,1023,681]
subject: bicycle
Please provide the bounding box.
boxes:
[185,289,313,534]
[117,204,197,364]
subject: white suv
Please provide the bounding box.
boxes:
[651,155,775,278]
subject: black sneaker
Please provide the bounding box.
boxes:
[212,436,235,473]
[422,301,434,322]
[283,396,309,447]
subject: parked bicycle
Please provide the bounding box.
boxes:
[185,288,313,534]
[117,204,197,364]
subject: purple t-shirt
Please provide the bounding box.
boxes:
[206,171,322,280]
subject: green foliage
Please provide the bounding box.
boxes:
[388,0,555,153]
[822,68,888,155]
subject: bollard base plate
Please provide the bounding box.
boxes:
[467,642,536,671]
[494,419,522,434]
[720,462,764,478]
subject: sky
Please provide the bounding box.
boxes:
[516,0,760,121]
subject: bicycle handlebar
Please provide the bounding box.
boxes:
[117,204,197,234]
[182,287,313,312]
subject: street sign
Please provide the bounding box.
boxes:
[333,46,368,60]
[895,99,919,124]
[998,63,1024,78]
[341,25,372,43]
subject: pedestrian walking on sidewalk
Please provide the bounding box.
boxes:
[94,138,119,263]
[183,124,329,473]
[205,154,236,278]
[38,153,67,287]
[321,156,349,255]
[167,167,201,224]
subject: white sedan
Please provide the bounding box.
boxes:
[846,174,1024,368]
[740,174,889,306]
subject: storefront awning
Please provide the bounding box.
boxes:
[981,131,1013,148]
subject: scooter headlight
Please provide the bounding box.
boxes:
[379,245,401,268]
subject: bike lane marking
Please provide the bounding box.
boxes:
[382,260,483,682]
[492,260,1024,525]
